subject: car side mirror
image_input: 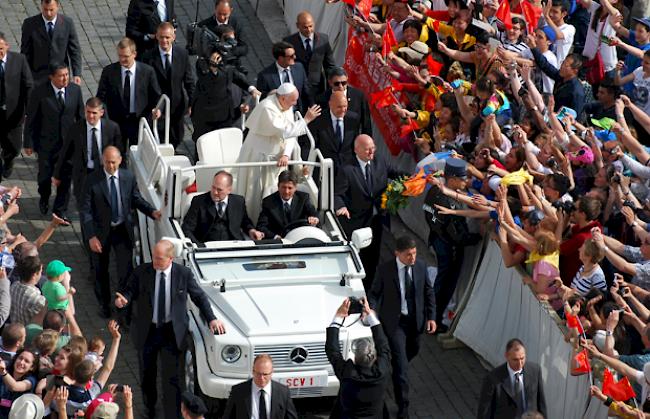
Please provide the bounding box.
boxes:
[351,228,373,250]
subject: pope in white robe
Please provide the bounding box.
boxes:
[234,83,321,223]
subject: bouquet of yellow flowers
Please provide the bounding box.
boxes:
[381,169,428,215]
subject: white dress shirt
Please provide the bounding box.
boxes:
[51,83,66,103]
[152,263,172,324]
[156,0,167,22]
[104,169,123,225]
[330,111,344,142]
[86,120,102,169]
[214,195,229,212]
[506,363,526,407]
[42,15,58,31]
[121,62,137,113]
[395,257,411,316]
[276,62,293,85]
[159,46,172,70]
[298,33,314,52]
[250,381,272,419]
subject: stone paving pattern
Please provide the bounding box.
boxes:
[0,0,487,417]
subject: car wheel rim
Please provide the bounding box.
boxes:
[185,348,195,394]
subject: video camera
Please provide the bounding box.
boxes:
[186,24,246,74]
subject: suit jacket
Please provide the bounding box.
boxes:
[198,14,248,58]
[256,62,312,114]
[476,362,547,419]
[80,167,157,244]
[283,32,335,94]
[309,110,361,172]
[368,259,435,334]
[23,81,84,152]
[325,324,390,419]
[125,0,176,55]
[316,86,373,137]
[334,155,402,236]
[1,51,33,127]
[181,192,255,244]
[190,66,250,128]
[256,191,318,238]
[223,379,297,419]
[120,262,216,350]
[54,118,123,201]
[20,13,82,80]
[96,61,162,125]
[141,45,195,115]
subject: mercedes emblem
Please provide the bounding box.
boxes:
[289,346,308,364]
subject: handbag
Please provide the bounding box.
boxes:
[584,15,607,85]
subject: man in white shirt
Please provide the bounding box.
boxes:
[544,0,575,66]
[223,355,297,419]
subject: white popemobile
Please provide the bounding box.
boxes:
[128,97,373,413]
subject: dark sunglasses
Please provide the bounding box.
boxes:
[284,53,296,58]
[333,81,348,87]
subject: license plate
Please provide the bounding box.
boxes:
[276,373,327,388]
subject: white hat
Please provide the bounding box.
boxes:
[9,394,45,419]
[398,41,429,61]
[276,82,297,95]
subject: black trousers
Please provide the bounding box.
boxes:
[360,214,384,291]
[431,236,464,324]
[139,322,183,419]
[90,223,133,310]
[386,316,421,414]
[37,150,71,214]
[0,110,23,179]
[118,114,139,150]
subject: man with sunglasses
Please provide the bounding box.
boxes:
[256,41,312,114]
[316,67,372,136]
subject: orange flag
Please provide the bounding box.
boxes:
[402,169,427,197]
[495,0,513,30]
[603,369,636,402]
[571,349,591,375]
[368,87,396,108]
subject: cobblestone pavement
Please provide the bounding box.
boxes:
[0,0,487,417]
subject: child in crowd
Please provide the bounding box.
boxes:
[33,330,59,378]
[86,336,106,372]
[569,238,607,296]
[42,260,76,314]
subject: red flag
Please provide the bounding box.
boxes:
[341,0,357,7]
[368,87,396,108]
[426,55,443,76]
[571,349,591,375]
[495,0,513,30]
[566,312,585,335]
[382,21,398,56]
[520,0,542,31]
[400,118,421,137]
[603,369,636,402]
[391,79,405,92]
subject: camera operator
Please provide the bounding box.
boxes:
[326,297,390,419]
[198,1,247,61]
[190,49,260,141]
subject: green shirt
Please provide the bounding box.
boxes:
[41,280,69,310]
[25,324,70,352]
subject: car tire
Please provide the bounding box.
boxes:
[185,336,224,417]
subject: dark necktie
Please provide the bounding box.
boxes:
[335,119,343,145]
[157,272,167,326]
[259,389,268,419]
[514,372,525,414]
[0,61,5,107]
[110,175,120,223]
[404,266,415,316]
[282,68,290,84]
[123,70,131,112]
[90,128,101,169]
[217,201,225,218]
[47,21,54,40]
[57,90,65,109]
[365,163,373,196]
[304,38,312,62]
[283,201,291,221]
[164,53,172,79]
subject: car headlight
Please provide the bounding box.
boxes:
[221,345,242,363]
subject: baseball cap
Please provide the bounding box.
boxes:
[541,26,557,43]
[633,17,650,31]
[85,393,114,419]
[45,260,72,278]
[567,146,594,164]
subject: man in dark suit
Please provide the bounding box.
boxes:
[256,170,319,239]
[24,63,83,218]
[477,339,547,419]
[368,236,436,419]
[326,298,391,419]
[198,0,248,60]
[52,97,122,210]
[20,0,82,84]
[223,354,297,419]
[316,67,373,137]
[181,170,264,245]
[81,146,161,318]
[283,11,335,96]
[309,90,361,173]
[126,0,176,57]
[0,33,33,180]
[256,41,312,114]
[334,134,403,288]
[97,37,162,148]
[141,22,196,148]
[115,239,225,419]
